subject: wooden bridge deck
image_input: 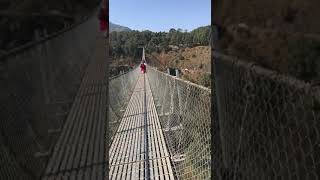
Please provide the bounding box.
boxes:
[109,74,175,180]
[42,37,108,180]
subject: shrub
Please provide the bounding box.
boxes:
[183,74,196,83]
[198,73,211,87]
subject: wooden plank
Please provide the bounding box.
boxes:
[96,90,106,180]
[69,171,76,180]
[149,124,155,179]
[76,170,83,180]
[43,39,108,179]
[84,88,100,168]
[96,164,104,180]
[150,108,169,180]
[66,88,93,170]
[147,75,175,180]
[44,83,85,174]
[146,77,163,180]
[130,83,143,178]
[109,74,175,180]
[113,104,132,154]
[152,128,160,180]
[133,121,142,179]
[121,121,131,178]
[127,106,139,179]
[116,107,134,178]
[52,62,95,172]
[84,167,91,180]
[51,86,90,174]
[154,126,164,179]
[148,93,159,180]
[114,122,127,179]
[60,78,95,171]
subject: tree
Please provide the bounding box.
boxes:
[109,25,210,58]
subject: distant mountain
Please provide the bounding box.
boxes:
[110,22,131,32]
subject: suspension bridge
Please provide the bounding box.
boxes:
[2,6,318,180]
[0,10,211,180]
[108,47,211,179]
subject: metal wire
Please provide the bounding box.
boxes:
[213,51,320,179]
[108,68,140,144]
[147,67,211,180]
[0,17,99,179]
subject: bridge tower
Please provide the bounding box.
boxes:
[142,47,146,63]
[138,46,146,64]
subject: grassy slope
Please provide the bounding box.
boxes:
[147,46,211,87]
[214,0,320,81]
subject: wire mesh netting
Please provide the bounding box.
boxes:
[212,52,320,179]
[108,67,140,144]
[0,17,99,179]
[147,67,211,180]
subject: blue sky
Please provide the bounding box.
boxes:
[110,0,210,32]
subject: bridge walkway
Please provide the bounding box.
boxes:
[42,37,108,180]
[109,73,175,180]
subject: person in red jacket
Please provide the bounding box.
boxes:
[98,2,108,38]
[140,63,146,73]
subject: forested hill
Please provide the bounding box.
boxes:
[110,22,131,32]
[109,25,211,59]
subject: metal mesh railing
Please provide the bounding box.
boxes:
[108,67,140,144]
[0,16,99,179]
[147,67,211,180]
[212,51,320,179]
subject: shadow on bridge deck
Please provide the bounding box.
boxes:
[109,73,175,179]
[42,36,108,180]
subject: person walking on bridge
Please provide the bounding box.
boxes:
[140,62,146,74]
[98,0,108,38]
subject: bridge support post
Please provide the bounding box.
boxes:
[165,80,174,129]
[212,23,229,176]
[170,81,174,115]
[177,80,182,115]
[175,69,180,78]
